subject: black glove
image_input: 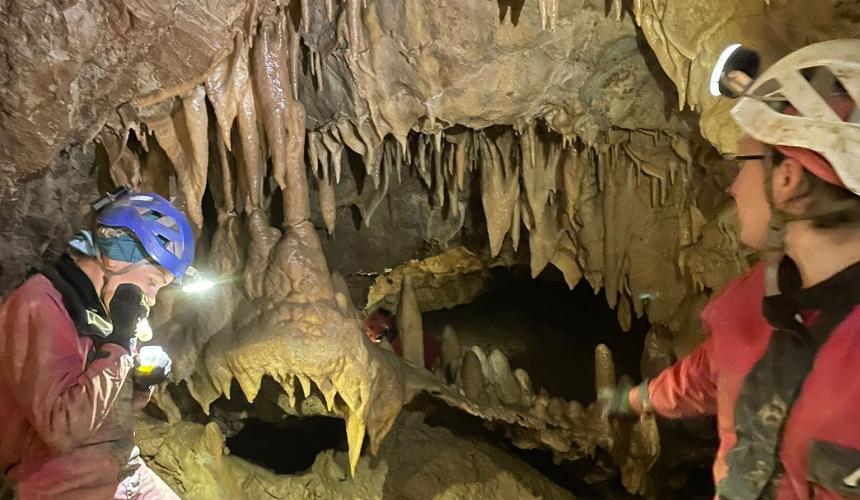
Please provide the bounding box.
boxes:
[106,283,149,351]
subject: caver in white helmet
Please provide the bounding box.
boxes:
[711,39,860,195]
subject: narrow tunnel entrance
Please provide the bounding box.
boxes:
[225,416,348,474]
[422,264,650,402]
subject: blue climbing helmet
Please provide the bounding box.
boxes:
[94,189,195,282]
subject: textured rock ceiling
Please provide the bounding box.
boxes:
[1,0,859,497]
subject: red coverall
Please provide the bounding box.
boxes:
[0,274,176,499]
[631,262,860,499]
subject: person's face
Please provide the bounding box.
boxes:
[729,137,773,250]
[102,260,174,310]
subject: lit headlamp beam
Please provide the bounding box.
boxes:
[182,279,216,294]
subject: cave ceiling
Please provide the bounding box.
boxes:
[1,0,859,497]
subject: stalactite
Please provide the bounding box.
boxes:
[538,0,548,30]
[253,18,289,189]
[213,130,236,218]
[143,85,209,227]
[433,135,445,208]
[279,11,309,226]
[319,177,337,235]
[234,37,265,211]
[337,121,367,158]
[300,0,310,34]
[102,128,141,190]
[357,121,383,189]
[393,137,403,183]
[562,147,587,226]
[549,229,581,289]
[205,51,238,152]
[480,133,519,257]
[286,8,301,102]
[321,128,344,183]
[179,85,210,226]
[414,134,432,188]
[324,0,334,21]
[346,0,363,58]
[548,0,559,29]
[359,146,388,226]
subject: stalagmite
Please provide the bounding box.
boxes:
[594,344,616,404]
[396,275,425,367]
[547,397,566,426]
[514,368,535,406]
[469,345,493,382]
[460,350,487,404]
[530,392,550,421]
[489,349,522,405]
[441,324,462,380]
[566,400,585,421]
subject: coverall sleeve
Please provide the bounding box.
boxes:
[630,336,718,418]
[0,287,133,453]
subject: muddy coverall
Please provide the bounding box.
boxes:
[630,261,860,499]
[0,256,178,499]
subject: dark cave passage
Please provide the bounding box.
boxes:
[225,417,348,474]
[422,264,650,403]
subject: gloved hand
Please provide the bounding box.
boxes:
[601,378,636,419]
[107,283,150,351]
[133,346,172,391]
[600,379,652,419]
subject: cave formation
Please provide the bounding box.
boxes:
[1,0,859,498]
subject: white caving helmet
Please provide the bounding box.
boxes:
[711,39,860,195]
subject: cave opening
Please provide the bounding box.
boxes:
[224,416,348,474]
[422,264,650,402]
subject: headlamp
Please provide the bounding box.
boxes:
[710,43,761,98]
[181,266,216,294]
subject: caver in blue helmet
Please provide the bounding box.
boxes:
[93,190,196,282]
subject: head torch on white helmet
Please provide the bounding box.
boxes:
[710,39,860,196]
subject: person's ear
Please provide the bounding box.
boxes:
[771,157,806,207]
